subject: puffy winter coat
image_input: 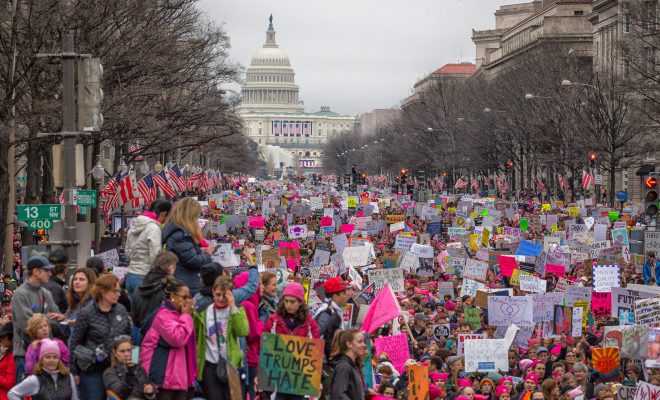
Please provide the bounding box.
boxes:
[126,213,163,276]
[140,300,196,391]
[162,224,212,295]
[102,363,152,400]
[131,269,169,328]
[68,302,131,375]
[263,312,320,339]
[0,353,15,400]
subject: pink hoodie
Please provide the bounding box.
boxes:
[234,271,263,368]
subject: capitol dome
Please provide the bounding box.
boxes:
[238,16,304,114]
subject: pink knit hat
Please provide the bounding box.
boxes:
[429,372,449,383]
[458,378,473,388]
[495,386,510,399]
[39,338,60,360]
[525,373,539,385]
[445,300,457,311]
[282,282,305,302]
[499,376,513,386]
[429,384,443,400]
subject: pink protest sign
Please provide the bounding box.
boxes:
[545,264,566,278]
[592,292,612,317]
[374,333,410,373]
[249,216,265,228]
[320,216,333,227]
[341,224,355,234]
[498,255,519,278]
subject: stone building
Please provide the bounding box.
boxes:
[237,17,357,175]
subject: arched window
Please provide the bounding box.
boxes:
[305,151,311,157]
[313,152,317,156]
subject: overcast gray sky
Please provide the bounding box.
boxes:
[199,0,513,116]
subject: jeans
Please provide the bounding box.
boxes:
[79,370,105,400]
[247,366,257,400]
[156,389,190,400]
[124,272,145,297]
[14,355,24,383]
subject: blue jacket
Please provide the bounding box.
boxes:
[643,260,660,285]
[162,224,212,295]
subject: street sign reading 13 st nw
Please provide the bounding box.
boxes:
[17,204,62,221]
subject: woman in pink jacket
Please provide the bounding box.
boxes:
[234,271,263,399]
[140,279,196,400]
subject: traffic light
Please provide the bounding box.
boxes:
[78,58,104,131]
[360,173,367,184]
[644,172,659,216]
[589,153,597,167]
[401,169,408,184]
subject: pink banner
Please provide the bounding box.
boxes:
[498,255,518,278]
[249,216,265,228]
[545,263,566,278]
[592,292,612,317]
[341,224,355,234]
[374,333,410,374]
[320,216,333,227]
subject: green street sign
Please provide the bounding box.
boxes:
[26,220,53,230]
[78,206,88,216]
[17,204,62,221]
[77,190,97,207]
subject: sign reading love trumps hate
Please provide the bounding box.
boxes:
[257,333,324,396]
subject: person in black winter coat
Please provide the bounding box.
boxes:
[130,252,178,329]
[329,328,369,400]
[161,198,213,296]
[102,336,154,400]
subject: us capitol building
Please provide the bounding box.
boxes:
[237,16,358,175]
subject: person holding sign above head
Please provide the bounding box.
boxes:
[263,282,319,400]
[194,276,248,400]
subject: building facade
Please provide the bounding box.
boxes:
[237,17,357,175]
[401,63,477,109]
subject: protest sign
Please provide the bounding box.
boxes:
[456,333,484,357]
[646,328,660,369]
[386,214,405,224]
[433,324,451,340]
[342,246,370,267]
[532,292,564,322]
[634,297,660,325]
[634,382,660,400]
[571,307,583,337]
[465,308,481,328]
[520,275,544,293]
[341,304,354,329]
[464,325,518,372]
[611,287,657,318]
[552,305,573,336]
[212,243,240,268]
[565,286,592,307]
[390,221,405,233]
[353,283,376,306]
[368,268,404,292]
[618,385,637,400]
[374,334,410,373]
[593,264,620,292]
[399,251,419,273]
[463,259,488,281]
[515,240,543,257]
[591,347,620,376]
[97,248,120,269]
[592,292,612,317]
[617,325,649,359]
[487,296,534,327]
[498,255,518,277]
[257,333,324,396]
[395,234,417,250]
[288,225,308,239]
[332,234,349,254]
[462,278,486,298]
[408,364,429,400]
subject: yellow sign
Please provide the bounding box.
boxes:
[568,206,578,217]
[574,300,588,327]
[386,214,405,224]
[551,224,558,233]
[541,203,551,212]
[482,228,490,248]
[456,217,465,227]
[347,197,358,208]
[469,234,480,252]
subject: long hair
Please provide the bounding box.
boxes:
[66,267,96,313]
[26,314,49,339]
[276,296,310,323]
[93,274,119,303]
[167,198,203,244]
[330,328,364,374]
[33,357,69,375]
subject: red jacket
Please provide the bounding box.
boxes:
[0,353,16,400]
[263,312,320,339]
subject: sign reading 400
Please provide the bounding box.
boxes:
[18,204,62,221]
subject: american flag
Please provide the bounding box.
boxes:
[471,176,480,192]
[100,172,123,212]
[534,176,547,193]
[118,172,138,204]
[282,120,289,136]
[129,141,142,161]
[303,121,311,136]
[294,121,301,136]
[582,169,594,190]
[138,174,157,205]
[154,170,177,198]
[273,121,281,135]
[168,164,185,192]
[557,173,570,192]
[454,177,468,190]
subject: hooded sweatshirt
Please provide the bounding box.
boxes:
[126,212,163,276]
[131,269,169,328]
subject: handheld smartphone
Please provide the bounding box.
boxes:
[131,346,140,365]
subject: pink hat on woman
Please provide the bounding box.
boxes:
[457,379,473,388]
[525,373,539,385]
[39,339,61,360]
[499,376,513,386]
[282,282,305,302]
[495,386,510,399]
